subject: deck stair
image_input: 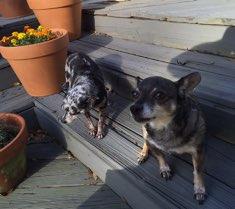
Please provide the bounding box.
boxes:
[0,1,234,208]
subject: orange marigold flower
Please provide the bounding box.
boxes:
[24,25,31,32]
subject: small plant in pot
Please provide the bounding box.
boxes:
[0,113,28,195]
[0,26,69,97]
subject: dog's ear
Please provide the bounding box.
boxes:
[136,76,142,86]
[176,72,201,96]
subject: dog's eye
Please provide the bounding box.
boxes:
[71,106,77,112]
[132,90,140,99]
[64,107,69,111]
[154,91,166,100]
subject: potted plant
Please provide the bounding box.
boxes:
[0,0,32,18]
[0,26,69,96]
[0,113,28,195]
[27,0,82,41]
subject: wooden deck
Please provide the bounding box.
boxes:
[95,0,235,26]
[0,134,131,209]
[0,1,235,208]
[0,101,131,209]
[89,0,235,58]
[68,34,235,143]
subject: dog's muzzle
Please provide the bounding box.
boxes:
[60,114,68,124]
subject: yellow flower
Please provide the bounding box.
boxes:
[1,36,8,43]
[17,33,26,40]
[37,25,44,31]
[10,39,17,46]
[12,32,19,37]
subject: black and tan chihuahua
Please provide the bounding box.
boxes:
[130,72,206,204]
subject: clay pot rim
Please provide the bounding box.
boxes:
[0,28,67,50]
[0,113,26,153]
[27,0,82,10]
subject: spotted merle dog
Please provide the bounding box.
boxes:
[61,52,107,139]
[130,72,206,204]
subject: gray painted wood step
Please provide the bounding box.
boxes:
[69,37,235,108]
[88,13,235,58]
[68,36,235,143]
[0,59,19,91]
[0,129,130,209]
[0,15,38,37]
[34,94,235,209]
[0,86,33,113]
[95,0,235,26]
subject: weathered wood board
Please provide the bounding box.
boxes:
[0,117,130,209]
[0,66,19,91]
[0,15,38,37]
[95,0,235,26]
[0,86,33,113]
[69,40,235,108]
[80,34,235,78]
[68,37,235,143]
[93,15,235,58]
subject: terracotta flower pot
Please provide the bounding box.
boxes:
[27,0,82,41]
[0,113,28,195]
[0,29,69,97]
[0,0,32,18]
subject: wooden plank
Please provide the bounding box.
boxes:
[0,58,9,69]
[0,134,130,209]
[20,108,40,131]
[95,0,194,13]
[0,15,38,37]
[69,41,235,108]
[2,185,130,209]
[93,15,235,58]
[0,86,33,112]
[80,34,235,78]
[0,15,35,28]
[95,0,235,26]
[0,66,19,91]
[34,94,234,209]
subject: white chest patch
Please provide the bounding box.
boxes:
[147,138,166,151]
[148,137,196,154]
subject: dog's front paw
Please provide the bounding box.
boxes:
[160,166,172,181]
[89,127,97,137]
[96,130,105,139]
[194,187,206,204]
[137,152,148,164]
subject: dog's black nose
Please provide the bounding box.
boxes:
[130,105,143,114]
[60,117,67,124]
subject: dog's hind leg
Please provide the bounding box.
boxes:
[85,111,97,137]
[96,107,106,139]
[192,146,206,204]
[138,125,150,164]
